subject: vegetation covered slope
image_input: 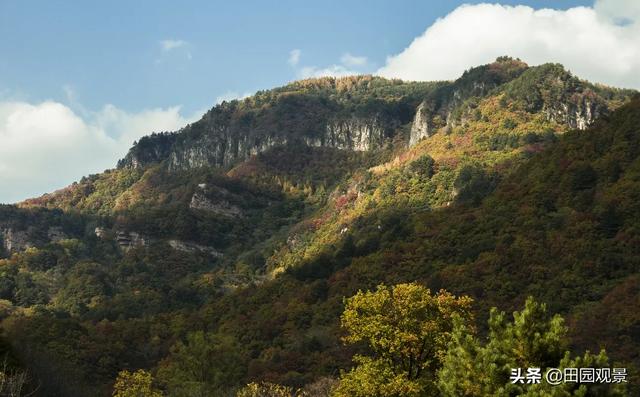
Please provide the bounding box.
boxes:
[0,58,638,395]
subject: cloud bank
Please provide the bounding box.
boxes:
[5,1,640,203]
[157,39,192,62]
[292,50,369,79]
[160,39,188,52]
[288,49,301,66]
[378,0,640,89]
[340,53,368,67]
[215,91,254,104]
[0,101,197,203]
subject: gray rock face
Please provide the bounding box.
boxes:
[164,117,388,171]
[408,89,610,148]
[544,97,602,130]
[409,102,431,146]
[115,231,147,251]
[1,228,32,253]
[189,184,243,217]
[189,192,243,217]
[119,62,627,164]
[0,225,73,255]
[322,117,387,151]
[120,106,397,172]
[102,228,222,257]
[168,239,223,257]
[95,227,108,239]
[167,133,290,171]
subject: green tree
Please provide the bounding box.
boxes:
[334,283,473,397]
[437,297,626,396]
[157,332,246,397]
[408,155,435,179]
[236,381,301,397]
[454,164,497,205]
[112,369,163,397]
[55,261,112,316]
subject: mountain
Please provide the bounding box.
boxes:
[0,57,638,396]
[116,58,615,171]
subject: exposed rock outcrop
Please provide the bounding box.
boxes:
[157,116,390,171]
[1,228,32,253]
[95,227,108,239]
[189,184,243,217]
[117,59,630,163]
[322,117,387,151]
[189,192,243,217]
[115,231,147,251]
[407,63,619,147]
[117,132,177,168]
[168,239,223,257]
[167,134,291,170]
[543,95,603,130]
[118,79,407,172]
[409,102,431,146]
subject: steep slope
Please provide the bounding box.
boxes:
[13,58,632,262]
[184,96,640,390]
[116,57,626,172]
[117,75,436,170]
[0,58,637,396]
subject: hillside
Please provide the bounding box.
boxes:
[1,57,639,396]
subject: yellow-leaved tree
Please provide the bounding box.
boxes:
[113,369,163,397]
[334,283,473,397]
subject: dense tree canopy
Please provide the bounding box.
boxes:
[0,60,637,396]
[336,283,472,396]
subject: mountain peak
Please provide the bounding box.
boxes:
[116,60,633,174]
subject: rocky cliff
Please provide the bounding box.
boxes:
[407,60,622,146]
[118,75,427,171]
[118,59,633,172]
[1,228,32,253]
[1,226,68,254]
[121,111,402,171]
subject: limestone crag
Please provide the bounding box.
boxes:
[117,60,629,164]
[189,192,243,217]
[1,228,32,253]
[119,97,398,172]
[544,97,602,130]
[162,116,389,171]
[409,102,431,146]
[168,239,223,257]
[115,231,147,251]
[189,184,243,217]
[322,117,387,151]
[95,227,108,239]
[167,133,289,171]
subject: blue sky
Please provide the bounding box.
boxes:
[2,0,639,203]
[0,0,591,115]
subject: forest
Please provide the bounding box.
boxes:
[0,58,638,396]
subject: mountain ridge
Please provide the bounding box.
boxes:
[1,57,639,396]
[115,57,632,174]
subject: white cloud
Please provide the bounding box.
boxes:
[157,39,192,63]
[62,85,76,104]
[294,52,368,79]
[595,0,640,25]
[160,39,188,52]
[340,53,367,67]
[0,101,199,203]
[288,49,301,66]
[378,2,640,89]
[298,65,359,79]
[215,91,254,104]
